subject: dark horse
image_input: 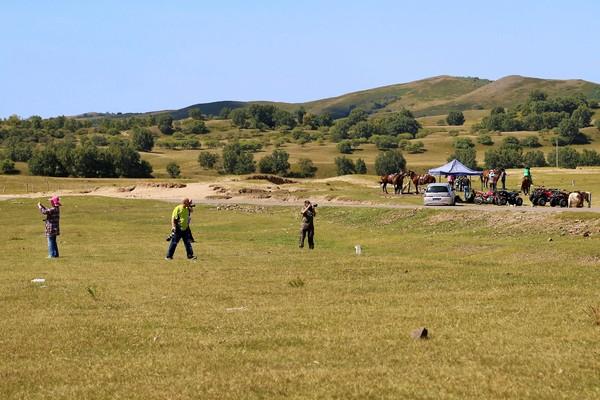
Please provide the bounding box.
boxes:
[406,170,436,194]
[521,176,532,195]
[379,172,405,194]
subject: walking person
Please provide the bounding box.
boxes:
[299,200,316,249]
[37,196,61,258]
[165,198,197,260]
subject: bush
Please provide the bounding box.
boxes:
[337,140,353,154]
[371,135,398,150]
[477,134,494,145]
[595,119,600,130]
[355,158,367,174]
[449,147,477,169]
[546,147,579,169]
[334,156,355,175]
[522,150,547,167]
[1,158,16,174]
[297,158,317,178]
[259,149,290,175]
[406,141,425,154]
[374,150,406,176]
[521,136,541,148]
[484,147,523,169]
[166,162,181,178]
[131,128,154,152]
[89,134,108,146]
[198,152,219,169]
[446,111,465,126]
[222,143,256,174]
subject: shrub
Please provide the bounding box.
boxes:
[477,134,494,145]
[337,140,353,154]
[222,143,256,174]
[1,158,16,174]
[258,149,290,176]
[522,150,547,167]
[355,158,367,174]
[446,111,465,126]
[297,158,317,178]
[521,136,541,148]
[448,130,459,137]
[334,156,355,175]
[371,135,398,150]
[374,150,406,176]
[131,128,154,152]
[406,141,425,154]
[166,162,181,178]
[546,147,579,169]
[198,152,219,169]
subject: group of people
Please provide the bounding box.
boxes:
[36,196,318,259]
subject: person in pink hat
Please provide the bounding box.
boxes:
[37,196,62,258]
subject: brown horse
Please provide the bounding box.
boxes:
[406,170,436,193]
[379,172,405,194]
[521,176,532,195]
[480,169,500,190]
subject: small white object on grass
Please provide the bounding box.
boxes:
[31,278,46,283]
[355,245,362,255]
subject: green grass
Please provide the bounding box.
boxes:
[1,197,600,399]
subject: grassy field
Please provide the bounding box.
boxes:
[1,196,600,399]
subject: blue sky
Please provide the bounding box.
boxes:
[1,0,599,118]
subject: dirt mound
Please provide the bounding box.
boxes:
[139,182,187,189]
[246,175,296,185]
[238,188,272,199]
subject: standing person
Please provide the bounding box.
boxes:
[500,168,507,190]
[488,169,497,191]
[37,196,61,258]
[299,200,316,249]
[165,198,196,260]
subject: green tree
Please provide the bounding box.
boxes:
[229,108,249,128]
[529,90,547,102]
[219,107,232,119]
[484,147,523,169]
[273,109,296,129]
[198,152,219,169]
[337,140,353,154]
[571,105,592,128]
[295,107,306,125]
[1,158,16,174]
[446,111,465,126]
[448,138,476,169]
[222,143,256,174]
[349,121,376,139]
[374,150,406,175]
[188,108,204,120]
[370,135,398,150]
[556,118,580,143]
[297,158,317,177]
[546,147,579,169]
[334,156,355,175]
[522,150,547,167]
[477,134,494,145]
[259,149,290,175]
[131,128,155,152]
[381,112,421,137]
[521,136,541,148]
[355,158,367,174]
[166,162,181,178]
[157,115,174,135]
[185,120,209,134]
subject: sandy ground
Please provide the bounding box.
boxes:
[1,175,598,214]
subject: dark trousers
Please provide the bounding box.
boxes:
[47,236,59,258]
[501,178,506,190]
[299,224,314,249]
[166,228,194,258]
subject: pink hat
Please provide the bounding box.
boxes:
[49,196,62,206]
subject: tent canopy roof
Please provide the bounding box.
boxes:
[428,159,482,176]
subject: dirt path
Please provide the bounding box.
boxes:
[1,180,598,214]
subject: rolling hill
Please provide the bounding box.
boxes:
[77,75,600,120]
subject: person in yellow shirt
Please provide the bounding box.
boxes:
[165,198,196,260]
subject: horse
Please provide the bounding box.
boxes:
[480,169,500,190]
[379,172,405,194]
[521,176,532,196]
[568,191,592,208]
[406,170,436,194]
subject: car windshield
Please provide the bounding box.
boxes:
[427,186,449,193]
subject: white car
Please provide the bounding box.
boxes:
[423,183,456,206]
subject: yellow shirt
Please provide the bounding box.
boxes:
[171,205,190,230]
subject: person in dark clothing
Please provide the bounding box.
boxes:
[500,168,507,190]
[37,195,61,258]
[299,200,316,249]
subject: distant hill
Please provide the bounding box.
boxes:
[76,75,600,120]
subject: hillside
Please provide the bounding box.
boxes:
[75,75,600,121]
